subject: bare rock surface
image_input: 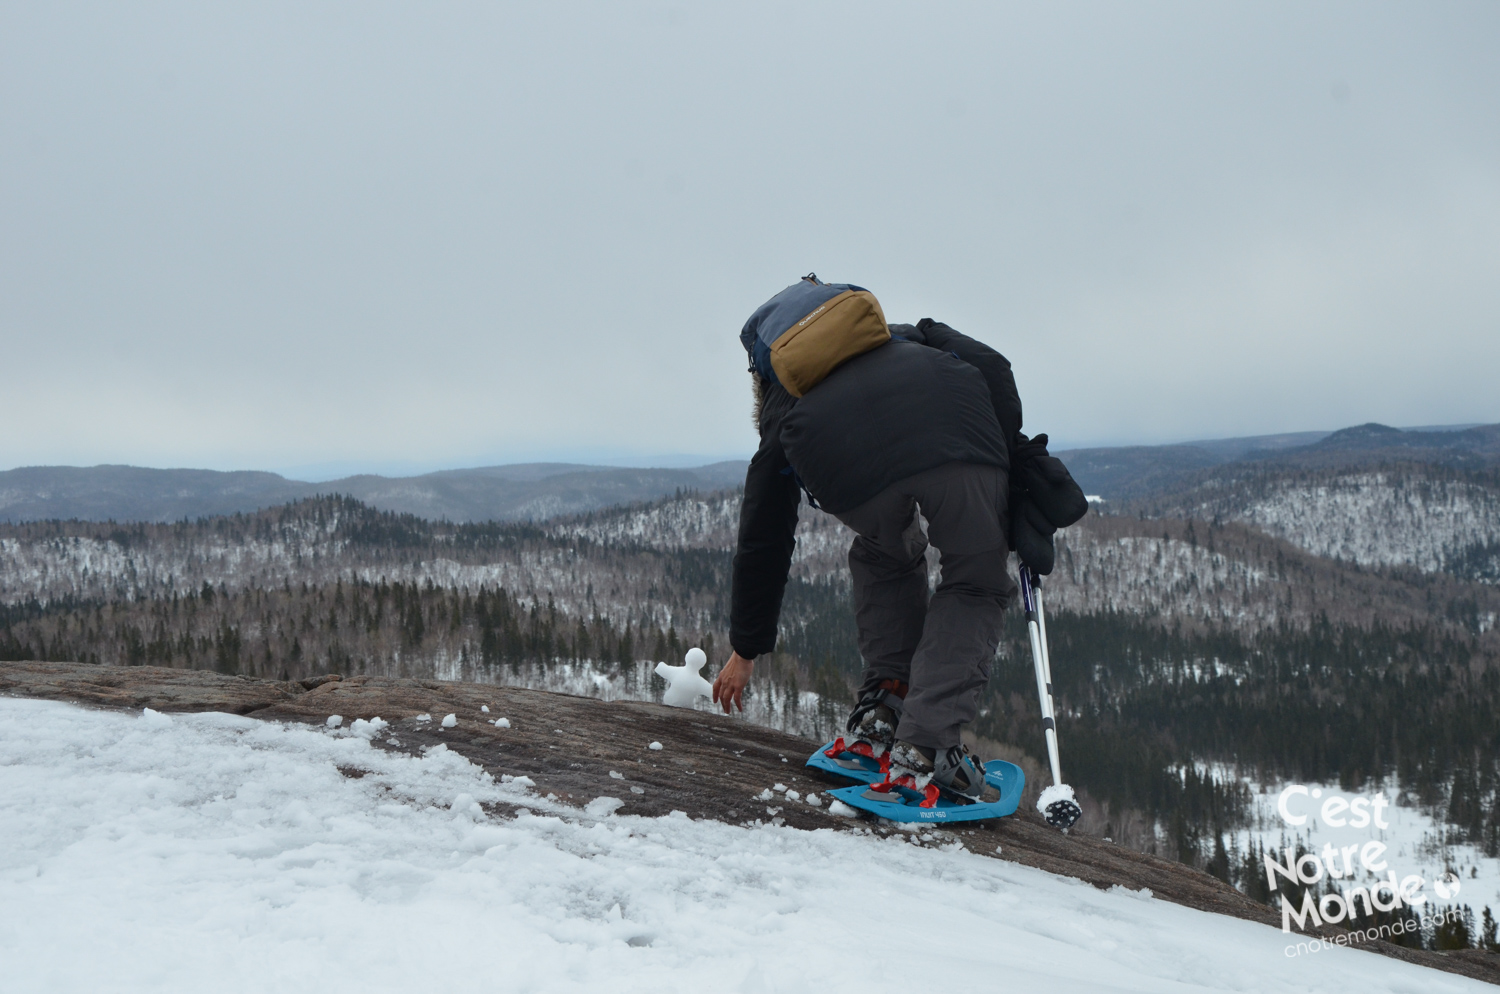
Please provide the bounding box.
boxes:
[0,658,305,714]
[4,659,1498,986]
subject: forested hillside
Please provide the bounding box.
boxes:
[6,486,1500,880]
[1129,465,1500,581]
[1072,423,1500,584]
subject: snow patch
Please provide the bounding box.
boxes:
[0,698,1478,994]
[140,708,172,729]
[586,796,625,818]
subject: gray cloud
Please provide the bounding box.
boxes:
[2,1,1497,474]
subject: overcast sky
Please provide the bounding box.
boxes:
[2,2,1497,479]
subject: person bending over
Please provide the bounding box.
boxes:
[712,276,1022,802]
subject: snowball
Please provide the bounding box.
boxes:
[772,783,787,793]
[806,793,822,807]
[450,793,483,818]
[140,708,172,729]
[785,790,800,802]
[585,797,625,818]
[481,705,490,713]
[350,717,389,740]
[441,714,457,729]
[754,789,773,801]
[415,714,431,722]
[493,718,510,728]
[609,771,625,780]
[827,800,858,817]
[325,715,343,728]
[630,786,645,795]
[648,742,663,751]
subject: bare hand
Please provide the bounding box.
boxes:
[712,652,755,714]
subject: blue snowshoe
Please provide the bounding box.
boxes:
[826,760,1025,824]
[809,738,1025,824]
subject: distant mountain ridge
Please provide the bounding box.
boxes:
[0,461,749,525]
[4,420,1494,526]
[1058,422,1500,502]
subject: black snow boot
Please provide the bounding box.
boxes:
[889,740,998,804]
[844,679,907,752]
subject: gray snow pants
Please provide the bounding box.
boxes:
[833,462,1015,751]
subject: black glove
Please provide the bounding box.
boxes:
[1010,488,1057,575]
[1013,432,1089,529]
[1008,432,1088,576]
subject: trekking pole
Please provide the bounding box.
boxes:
[1020,565,1082,829]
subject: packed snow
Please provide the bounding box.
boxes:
[0,698,1488,993]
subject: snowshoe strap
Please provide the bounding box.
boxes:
[928,746,988,804]
[875,679,908,716]
[823,737,893,773]
[870,775,943,808]
[845,680,908,735]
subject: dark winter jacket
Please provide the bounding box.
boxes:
[729,318,1022,659]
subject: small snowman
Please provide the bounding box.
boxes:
[655,647,714,708]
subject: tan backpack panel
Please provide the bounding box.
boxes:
[767,289,890,397]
